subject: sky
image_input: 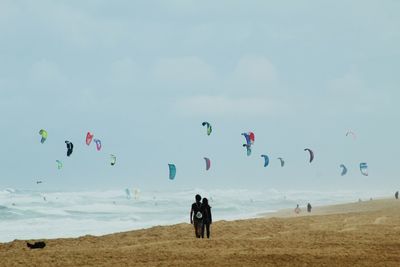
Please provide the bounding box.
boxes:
[0,0,399,192]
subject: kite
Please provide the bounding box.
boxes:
[261,154,269,167]
[340,164,347,176]
[56,160,63,170]
[39,129,48,144]
[241,132,253,156]
[168,164,176,180]
[242,132,255,146]
[346,130,356,140]
[110,154,116,166]
[202,122,212,136]
[86,132,94,145]
[360,162,368,176]
[204,157,211,171]
[65,141,73,157]
[94,139,102,151]
[249,132,255,145]
[277,157,285,167]
[242,133,251,147]
[242,144,252,156]
[304,148,314,163]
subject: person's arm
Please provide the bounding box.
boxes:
[190,208,193,224]
[209,208,212,224]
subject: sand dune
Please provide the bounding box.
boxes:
[1,199,399,266]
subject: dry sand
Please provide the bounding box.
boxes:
[1,199,400,266]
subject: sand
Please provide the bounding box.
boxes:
[1,199,400,266]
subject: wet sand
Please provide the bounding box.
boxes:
[1,199,400,266]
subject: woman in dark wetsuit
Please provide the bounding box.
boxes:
[201,198,212,239]
[190,194,203,238]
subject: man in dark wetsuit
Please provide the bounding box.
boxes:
[307,203,312,213]
[395,191,399,200]
[190,194,203,238]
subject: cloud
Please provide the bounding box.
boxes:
[324,72,392,115]
[327,72,365,96]
[221,55,280,97]
[0,0,19,24]
[153,57,216,84]
[28,59,67,88]
[12,1,128,48]
[109,58,140,88]
[168,55,285,117]
[174,95,288,118]
[232,55,278,86]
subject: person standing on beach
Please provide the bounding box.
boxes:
[307,203,312,213]
[190,194,203,238]
[201,198,212,239]
[294,204,301,214]
[395,191,399,200]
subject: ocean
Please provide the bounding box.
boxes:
[0,188,390,243]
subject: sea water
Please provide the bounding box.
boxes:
[0,188,389,243]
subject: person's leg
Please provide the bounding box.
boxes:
[206,223,210,238]
[194,221,199,238]
[196,222,203,238]
[201,222,205,238]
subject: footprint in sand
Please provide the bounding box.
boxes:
[343,217,357,224]
[373,216,387,225]
[338,227,357,232]
[253,236,272,240]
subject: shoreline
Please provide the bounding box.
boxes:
[1,198,399,266]
[0,197,373,244]
[0,198,397,242]
[261,197,395,218]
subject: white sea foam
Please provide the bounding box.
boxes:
[0,188,390,242]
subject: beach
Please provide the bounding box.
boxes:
[1,198,399,266]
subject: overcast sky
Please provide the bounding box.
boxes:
[1,0,399,192]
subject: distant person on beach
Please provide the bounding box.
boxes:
[190,194,203,238]
[395,191,399,200]
[294,204,301,214]
[307,203,312,213]
[201,198,212,239]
